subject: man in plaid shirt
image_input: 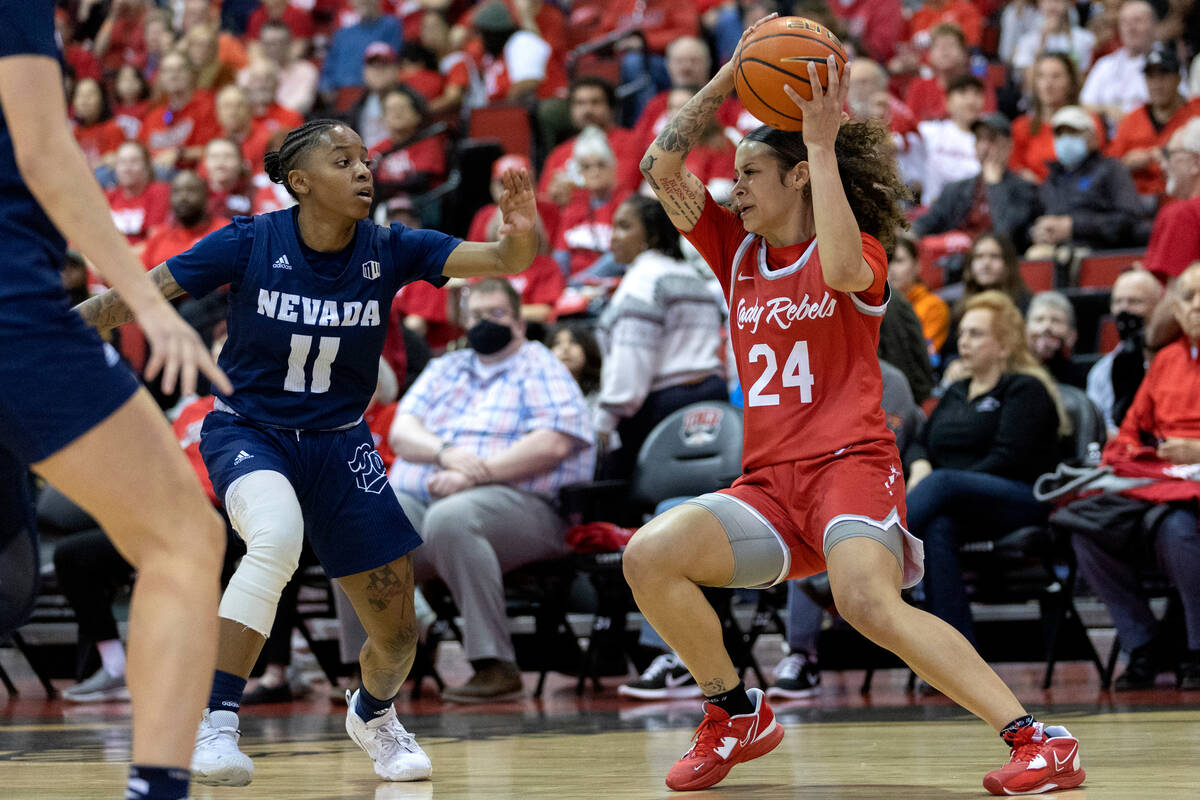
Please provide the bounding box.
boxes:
[388,277,595,703]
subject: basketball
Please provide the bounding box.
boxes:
[734,16,848,131]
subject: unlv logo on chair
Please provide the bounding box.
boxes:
[362,260,381,280]
[348,443,388,493]
[680,407,724,447]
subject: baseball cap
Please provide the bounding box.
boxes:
[491,154,532,180]
[364,42,397,64]
[971,112,1012,138]
[473,1,517,33]
[1144,43,1181,74]
[1049,105,1092,133]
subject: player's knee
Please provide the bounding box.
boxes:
[366,616,419,664]
[831,581,898,641]
[622,525,673,590]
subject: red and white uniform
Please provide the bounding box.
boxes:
[683,191,921,586]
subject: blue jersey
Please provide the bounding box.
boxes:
[0,0,69,304]
[168,208,459,430]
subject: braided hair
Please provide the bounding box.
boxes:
[263,119,347,199]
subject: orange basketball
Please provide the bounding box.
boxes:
[734,16,848,131]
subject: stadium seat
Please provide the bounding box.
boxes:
[1077,251,1143,289]
[1097,315,1119,354]
[468,104,535,163]
[1019,259,1054,292]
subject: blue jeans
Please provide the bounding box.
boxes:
[1072,506,1200,652]
[619,50,670,126]
[907,469,1049,644]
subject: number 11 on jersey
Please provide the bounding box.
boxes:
[746,341,815,407]
[285,334,341,393]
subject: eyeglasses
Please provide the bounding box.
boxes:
[464,306,513,325]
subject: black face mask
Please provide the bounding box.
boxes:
[467,319,514,355]
[1115,310,1145,342]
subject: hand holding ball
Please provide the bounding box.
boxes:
[733,17,848,131]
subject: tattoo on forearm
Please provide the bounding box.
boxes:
[364,563,406,612]
[700,678,728,695]
[653,90,727,155]
[74,263,186,332]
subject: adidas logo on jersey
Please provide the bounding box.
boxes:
[273,254,292,270]
[233,450,254,466]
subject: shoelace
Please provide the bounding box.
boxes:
[640,653,679,681]
[197,722,238,748]
[774,653,807,681]
[684,713,730,759]
[376,718,421,756]
[1006,726,1044,764]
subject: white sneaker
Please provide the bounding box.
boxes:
[191,709,254,786]
[345,690,432,781]
[61,668,130,702]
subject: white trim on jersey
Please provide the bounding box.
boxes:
[822,506,925,589]
[850,281,891,317]
[756,237,819,280]
[720,493,792,588]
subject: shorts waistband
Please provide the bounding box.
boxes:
[213,397,363,434]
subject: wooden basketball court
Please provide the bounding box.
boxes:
[2,663,1198,799]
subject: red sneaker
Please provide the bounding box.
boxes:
[665,687,784,791]
[983,722,1085,795]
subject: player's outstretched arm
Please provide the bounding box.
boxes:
[641,13,776,233]
[75,263,187,333]
[0,55,230,397]
[443,168,538,278]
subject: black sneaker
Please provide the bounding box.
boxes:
[1178,652,1200,690]
[617,653,702,700]
[1114,643,1165,691]
[766,651,820,699]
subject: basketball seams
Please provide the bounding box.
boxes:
[741,32,848,64]
[735,59,804,125]
[735,16,847,131]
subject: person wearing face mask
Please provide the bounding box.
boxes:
[388,278,595,702]
[1028,105,1148,256]
[1086,269,1164,436]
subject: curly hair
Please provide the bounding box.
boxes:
[741,120,911,253]
[963,290,1071,437]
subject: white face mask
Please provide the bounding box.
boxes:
[1053,134,1089,170]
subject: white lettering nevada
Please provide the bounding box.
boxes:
[256,290,381,326]
[736,292,836,333]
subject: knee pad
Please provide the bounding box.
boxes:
[218,471,304,636]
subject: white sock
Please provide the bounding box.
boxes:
[96,639,126,678]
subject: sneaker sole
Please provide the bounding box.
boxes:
[191,766,253,787]
[618,685,704,700]
[61,688,131,703]
[765,685,819,700]
[984,768,1085,795]
[665,719,785,791]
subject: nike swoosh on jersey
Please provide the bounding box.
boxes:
[737,272,755,281]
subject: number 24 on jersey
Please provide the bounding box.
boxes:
[746,341,815,407]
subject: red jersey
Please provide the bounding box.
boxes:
[73,119,126,170]
[141,217,230,270]
[1143,194,1200,281]
[363,401,399,469]
[682,191,894,470]
[554,190,629,275]
[139,91,221,161]
[173,396,218,504]
[369,136,446,186]
[106,181,171,245]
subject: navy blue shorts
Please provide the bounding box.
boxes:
[0,300,140,464]
[200,410,422,578]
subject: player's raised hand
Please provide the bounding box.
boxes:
[784,56,851,149]
[138,300,233,397]
[496,168,538,237]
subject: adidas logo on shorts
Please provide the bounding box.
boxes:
[273,254,292,270]
[233,450,254,466]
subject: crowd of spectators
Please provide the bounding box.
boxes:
[32,0,1200,702]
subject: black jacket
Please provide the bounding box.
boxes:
[912,171,1040,251]
[1039,152,1148,250]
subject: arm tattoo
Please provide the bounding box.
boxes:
[74,262,187,332]
[652,90,728,156]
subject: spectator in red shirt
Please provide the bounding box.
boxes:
[541,77,638,205]
[141,170,229,270]
[907,0,983,50]
[201,138,255,219]
[246,0,315,45]
[395,42,446,103]
[93,0,149,73]
[253,22,319,116]
[214,84,272,175]
[904,24,997,123]
[830,0,905,64]
[368,86,446,199]
[139,50,221,173]
[553,126,629,276]
[1010,52,1106,183]
[106,141,170,249]
[1143,119,1200,282]
[1107,44,1200,200]
[112,64,153,141]
[239,59,305,136]
[72,78,125,174]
